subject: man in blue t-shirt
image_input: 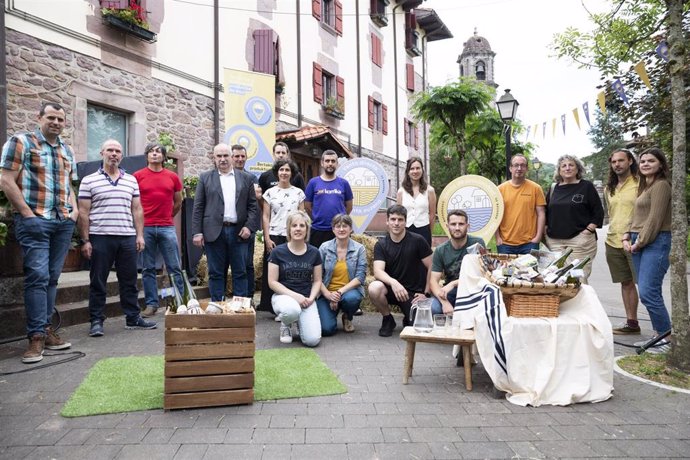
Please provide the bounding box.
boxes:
[304,150,353,248]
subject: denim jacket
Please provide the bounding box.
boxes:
[319,238,367,296]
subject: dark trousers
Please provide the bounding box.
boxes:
[408,224,432,247]
[247,233,256,295]
[310,229,335,249]
[258,234,287,312]
[88,234,140,323]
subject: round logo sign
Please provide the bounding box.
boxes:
[437,175,504,243]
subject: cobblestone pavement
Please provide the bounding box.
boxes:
[1,229,689,459]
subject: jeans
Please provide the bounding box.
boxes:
[316,290,363,336]
[272,294,321,347]
[496,242,539,255]
[142,226,182,307]
[88,234,141,324]
[431,287,457,315]
[205,224,249,300]
[631,231,671,335]
[14,214,75,337]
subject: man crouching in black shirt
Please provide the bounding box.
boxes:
[369,205,432,337]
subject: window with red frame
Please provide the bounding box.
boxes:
[371,33,383,67]
[312,0,343,36]
[368,96,387,135]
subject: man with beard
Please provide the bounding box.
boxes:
[258,142,305,192]
[368,205,433,337]
[604,148,641,335]
[429,210,485,315]
[304,150,353,248]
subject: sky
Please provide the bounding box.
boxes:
[423,0,610,164]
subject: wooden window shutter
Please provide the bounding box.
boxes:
[371,33,376,64]
[406,63,415,91]
[367,96,374,129]
[312,0,321,20]
[253,30,274,74]
[382,103,388,135]
[335,0,343,35]
[369,0,376,14]
[403,118,409,146]
[414,125,419,149]
[336,76,345,110]
[313,63,323,103]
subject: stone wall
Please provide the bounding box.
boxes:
[5,29,221,176]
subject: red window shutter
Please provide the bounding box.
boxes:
[406,63,415,91]
[312,0,321,20]
[335,0,343,35]
[414,125,419,149]
[368,96,374,129]
[313,63,323,103]
[336,76,345,110]
[371,33,376,64]
[376,36,383,66]
[369,0,376,14]
[382,104,388,135]
[406,12,417,29]
[403,119,409,146]
[253,30,274,74]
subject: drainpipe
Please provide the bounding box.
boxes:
[296,0,302,127]
[1,5,7,141]
[355,1,362,155]
[213,0,219,145]
[392,3,402,190]
[421,34,428,174]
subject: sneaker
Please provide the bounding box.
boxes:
[378,314,397,337]
[634,338,670,348]
[353,308,363,316]
[45,326,71,350]
[342,315,355,333]
[646,342,672,354]
[89,321,104,337]
[141,306,157,318]
[612,322,641,335]
[279,323,293,344]
[22,334,45,364]
[125,317,157,330]
[274,314,282,322]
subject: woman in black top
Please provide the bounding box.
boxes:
[544,154,604,282]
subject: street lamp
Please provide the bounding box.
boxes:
[532,156,542,182]
[496,89,519,180]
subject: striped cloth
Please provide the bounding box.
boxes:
[78,168,139,236]
[454,283,507,375]
[0,129,76,219]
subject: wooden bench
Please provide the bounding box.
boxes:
[399,326,476,391]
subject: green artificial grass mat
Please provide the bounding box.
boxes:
[61,349,347,417]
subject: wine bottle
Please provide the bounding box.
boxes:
[181,270,197,304]
[544,262,575,283]
[549,248,573,269]
[571,257,590,271]
[168,273,184,313]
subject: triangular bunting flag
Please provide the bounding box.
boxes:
[612,79,629,106]
[656,41,669,62]
[597,91,606,115]
[542,122,546,139]
[572,108,581,130]
[634,61,652,89]
[561,114,566,135]
[583,102,591,126]
[552,118,556,138]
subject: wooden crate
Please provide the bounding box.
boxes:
[164,307,256,410]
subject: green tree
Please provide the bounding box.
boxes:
[553,0,689,370]
[412,78,494,175]
[581,108,627,184]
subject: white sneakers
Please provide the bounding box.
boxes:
[279,323,292,344]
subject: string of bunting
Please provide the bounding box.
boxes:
[523,40,669,142]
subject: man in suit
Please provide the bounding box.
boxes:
[192,143,259,300]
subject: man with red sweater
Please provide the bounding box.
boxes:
[134,142,184,317]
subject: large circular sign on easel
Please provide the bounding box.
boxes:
[437,175,504,243]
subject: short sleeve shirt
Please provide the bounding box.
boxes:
[431,236,485,283]
[133,167,182,226]
[268,243,322,297]
[498,180,546,245]
[304,176,353,231]
[262,185,305,236]
[374,232,432,293]
[79,168,139,236]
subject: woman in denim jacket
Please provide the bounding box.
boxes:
[317,214,367,335]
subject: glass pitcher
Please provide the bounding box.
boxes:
[411,298,433,333]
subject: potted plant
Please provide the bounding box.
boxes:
[323,97,345,119]
[101,0,157,42]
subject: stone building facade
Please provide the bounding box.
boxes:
[457,29,497,88]
[5,29,221,177]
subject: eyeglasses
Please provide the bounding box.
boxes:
[511,164,527,169]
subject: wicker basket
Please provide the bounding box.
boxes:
[481,253,580,317]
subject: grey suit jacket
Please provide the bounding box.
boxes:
[191,167,259,243]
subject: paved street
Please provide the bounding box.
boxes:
[1,227,689,459]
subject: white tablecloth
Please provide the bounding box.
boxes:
[453,255,614,406]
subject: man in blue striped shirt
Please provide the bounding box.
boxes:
[78,139,156,337]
